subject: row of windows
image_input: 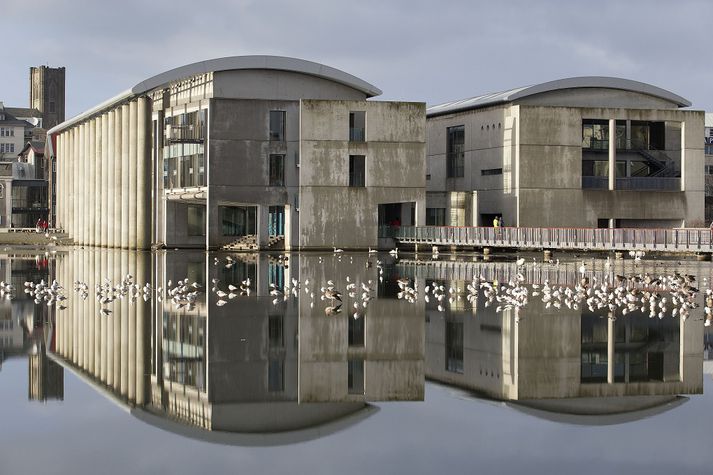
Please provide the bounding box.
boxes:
[266,154,365,187]
[0,127,15,137]
[269,110,366,142]
[0,143,15,153]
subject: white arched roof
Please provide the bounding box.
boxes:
[427,76,691,117]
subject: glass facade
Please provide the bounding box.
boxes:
[163,109,207,189]
[220,206,256,236]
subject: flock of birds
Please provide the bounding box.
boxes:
[8,248,713,327]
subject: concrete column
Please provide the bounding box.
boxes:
[137,97,151,250]
[101,113,109,247]
[681,121,686,192]
[89,120,96,246]
[258,205,269,249]
[128,100,138,249]
[607,316,615,384]
[608,118,616,191]
[100,250,107,382]
[95,118,103,246]
[109,110,119,248]
[83,123,90,245]
[70,128,77,241]
[55,134,61,229]
[128,252,136,401]
[121,104,130,249]
[106,250,114,387]
[135,251,149,405]
[120,250,129,396]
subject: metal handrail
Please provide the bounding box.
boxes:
[391,225,713,252]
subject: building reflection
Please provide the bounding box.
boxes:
[411,257,704,423]
[49,250,424,443]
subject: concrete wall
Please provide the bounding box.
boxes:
[516,88,682,110]
[299,99,426,249]
[214,70,367,102]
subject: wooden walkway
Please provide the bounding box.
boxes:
[392,226,713,254]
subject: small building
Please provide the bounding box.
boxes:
[426,77,705,229]
[0,102,31,161]
[48,56,425,250]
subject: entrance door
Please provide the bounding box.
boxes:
[268,206,285,236]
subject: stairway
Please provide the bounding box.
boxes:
[221,234,258,251]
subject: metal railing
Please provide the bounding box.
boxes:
[393,225,713,253]
[615,177,680,191]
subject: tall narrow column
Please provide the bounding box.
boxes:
[607,316,615,384]
[137,97,151,250]
[95,118,103,246]
[101,113,109,247]
[121,104,130,249]
[71,128,77,241]
[128,100,138,249]
[89,120,97,246]
[608,118,616,191]
[82,123,89,245]
[109,109,119,248]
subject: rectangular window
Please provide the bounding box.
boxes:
[445,321,464,373]
[349,155,365,187]
[220,206,256,236]
[446,125,465,178]
[348,316,365,347]
[186,205,205,236]
[268,359,284,392]
[582,120,609,150]
[269,110,285,141]
[347,359,365,395]
[269,154,285,186]
[268,315,284,348]
[481,168,502,176]
[349,111,366,141]
[426,208,446,226]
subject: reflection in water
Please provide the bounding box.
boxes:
[2,250,708,442]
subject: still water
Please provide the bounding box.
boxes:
[1,249,712,474]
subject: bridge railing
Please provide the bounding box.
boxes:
[393,225,713,252]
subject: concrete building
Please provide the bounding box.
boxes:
[30,66,65,130]
[426,77,705,229]
[47,56,425,250]
[0,103,30,161]
[704,113,713,224]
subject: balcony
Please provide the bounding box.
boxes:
[582,176,681,191]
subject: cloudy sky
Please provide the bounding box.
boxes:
[1,0,711,118]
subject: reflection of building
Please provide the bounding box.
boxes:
[423,273,703,423]
[48,56,425,250]
[49,250,424,444]
[29,342,64,402]
[426,78,704,228]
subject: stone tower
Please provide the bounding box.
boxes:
[29,66,65,129]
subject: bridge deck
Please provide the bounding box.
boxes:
[391,226,713,254]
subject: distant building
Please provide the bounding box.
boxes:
[29,66,65,130]
[0,102,30,161]
[47,56,425,249]
[704,113,713,224]
[426,77,704,229]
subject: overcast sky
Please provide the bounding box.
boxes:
[1,0,711,118]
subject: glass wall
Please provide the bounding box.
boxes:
[163,109,206,189]
[446,125,464,178]
[220,206,257,236]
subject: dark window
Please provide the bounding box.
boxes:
[349,316,365,347]
[269,110,285,141]
[349,155,365,187]
[445,321,464,373]
[268,359,284,392]
[348,359,365,394]
[349,111,366,141]
[220,206,256,236]
[481,168,502,176]
[446,125,464,178]
[426,208,446,226]
[582,119,609,150]
[269,154,285,186]
[186,205,205,236]
[269,315,284,348]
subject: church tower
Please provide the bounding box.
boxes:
[29,66,65,129]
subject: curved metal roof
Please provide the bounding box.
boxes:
[132,55,382,98]
[427,76,691,117]
[48,55,381,135]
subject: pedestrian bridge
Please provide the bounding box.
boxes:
[390,226,713,254]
